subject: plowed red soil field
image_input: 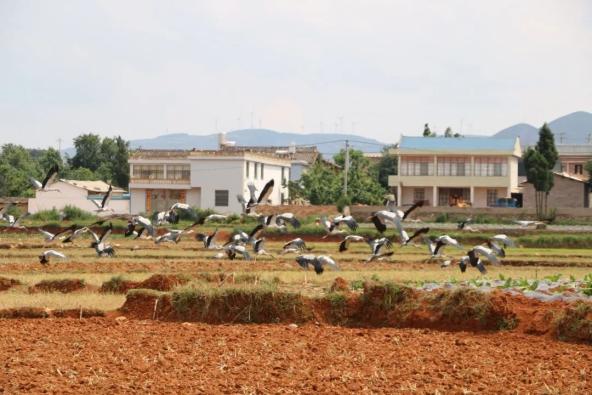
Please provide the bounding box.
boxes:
[1,318,590,393]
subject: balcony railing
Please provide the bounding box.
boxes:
[130,178,190,185]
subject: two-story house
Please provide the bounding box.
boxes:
[555,144,592,180]
[388,136,522,207]
[128,150,291,214]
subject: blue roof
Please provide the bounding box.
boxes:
[399,136,518,152]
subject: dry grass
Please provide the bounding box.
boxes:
[7,272,152,287]
[0,291,125,310]
[0,231,591,310]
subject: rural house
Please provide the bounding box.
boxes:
[27,180,129,214]
[555,144,592,181]
[521,172,591,209]
[388,136,522,207]
[128,149,291,214]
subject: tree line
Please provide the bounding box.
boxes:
[288,146,397,206]
[0,134,129,197]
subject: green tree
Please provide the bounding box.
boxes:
[334,149,386,205]
[62,166,98,181]
[0,144,41,197]
[290,160,342,204]
[444,127,453,137]
[39,148,64,171]
[536,123,558,170]
[107,136,130,187]
[423,123,437,137]
[585,160,592,182]
[524,148,552,218]
[70,134,103,171]
[67,134,130,188]
[375,145,397,189]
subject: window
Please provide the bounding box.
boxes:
[400,157,433,176]
[487,189,498,207]
[132,165,164,180]
[246,161,250,178]
[281,167,286,184]
[166,164,190,180]
[413,188,425,202]
[474,157,507,177]
[261,163,264,178]
[254,163,259,179]
[437,157,471,176]
[574,164,584,175]
[215,190,229,207]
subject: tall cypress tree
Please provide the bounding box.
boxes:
[524,123,558,218]
[536,123,558,170]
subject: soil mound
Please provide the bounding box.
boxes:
[0,307,49,319]
[169,288,310,324]
[99,276,140,294]
[554,301,592,343]
[136,274,189,291]
[330,277,350,293]
[52,309,106,318]
[120,289,171,320]
[29,279,86,293]
[0,276,21,291]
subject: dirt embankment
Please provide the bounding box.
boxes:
[99,274,189,294]
[29,279,87,294]
[117,279,592,343]
[0,276,21,291]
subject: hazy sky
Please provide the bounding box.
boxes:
[1,0,591,148]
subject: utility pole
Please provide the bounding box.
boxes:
[559,132,565,144]
[344,139,349,195]
[57,138,62,154]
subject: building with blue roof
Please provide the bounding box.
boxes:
[388,136,522,207]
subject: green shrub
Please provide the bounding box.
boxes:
[554,302,592,343]
[431,288,508,327]
[62,205,95,221]
[435,213,449,223]
[29,208,61,222]
[350,279,365,291]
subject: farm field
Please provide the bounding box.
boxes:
[0,224,591,393]
[1,320,591,393]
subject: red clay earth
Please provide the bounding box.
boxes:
[0,276,21,291]
[0,319,590,393]
[134,274,190,291]
[29,279,87,293]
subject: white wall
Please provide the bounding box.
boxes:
[130,188,146,214]
[242,160,289,208]
[191,159,245,214]
[28,181,129,215]
[186,187,201,207]
[129,156,290,214]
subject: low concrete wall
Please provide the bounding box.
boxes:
[350,205,592,221]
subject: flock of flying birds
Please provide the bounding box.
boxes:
[0,165,530,277]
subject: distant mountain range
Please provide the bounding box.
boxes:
[62,111,592,157]
[493,111,592,146]
[128,129,386,157]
